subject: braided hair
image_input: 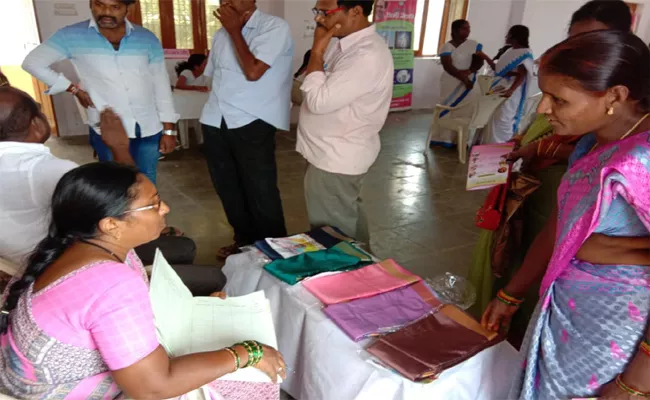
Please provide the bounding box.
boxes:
[0,163,140,334]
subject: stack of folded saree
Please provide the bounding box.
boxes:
[256,229,503,383]
[367,304,502,382]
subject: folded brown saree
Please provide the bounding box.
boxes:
[367,305,502,382]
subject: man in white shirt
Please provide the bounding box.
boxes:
[0,87,225,295]
[0,87,132,266]
[22,0,180,184]
[201,0,294,258]
[297,0,393,245]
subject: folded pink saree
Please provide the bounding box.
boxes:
[303,259,421,305]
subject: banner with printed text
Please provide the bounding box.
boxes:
[374,0,416,110]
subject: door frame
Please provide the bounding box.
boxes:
[30,0,59,136]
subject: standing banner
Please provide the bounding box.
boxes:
[374,0,416,111]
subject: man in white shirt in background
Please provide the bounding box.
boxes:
[297,0,393,246]
[201,0,293,258]
[22,0,179,184]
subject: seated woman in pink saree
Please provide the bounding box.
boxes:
[0,162,286,399]
[481,31,650,398]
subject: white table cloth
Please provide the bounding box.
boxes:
[223,251,520,400]
[172,90,209,149]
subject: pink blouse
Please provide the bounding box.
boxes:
[0,251,160,398]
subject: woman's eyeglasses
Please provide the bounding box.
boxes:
[121,198,162,215]
[312,7,344,18]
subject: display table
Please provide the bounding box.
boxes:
[172,90,209,149]
[223,251,520,400]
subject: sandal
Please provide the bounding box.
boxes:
[161,226,184,237]
[216,243,243,260]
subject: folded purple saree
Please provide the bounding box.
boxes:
[323,285,438,342]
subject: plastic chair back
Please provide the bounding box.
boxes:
[477,75,494,96]
[468,93,505,130]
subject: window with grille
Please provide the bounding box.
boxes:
[139,0,161,42]
[173,0,194,50]
[205,0,222,49]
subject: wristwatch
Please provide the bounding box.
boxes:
[163,129,178,136]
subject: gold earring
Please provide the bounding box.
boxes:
[607,107,614,115]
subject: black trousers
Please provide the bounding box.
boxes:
[202,119,287,244]
[135,236,226,296]
[170,264,227,296]
[135,236,196,265]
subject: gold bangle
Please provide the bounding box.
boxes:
[616,374,650,397]
[224,347,240,372]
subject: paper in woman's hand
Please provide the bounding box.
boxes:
[149,250,279,383]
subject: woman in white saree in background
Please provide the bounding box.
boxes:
[484,25,535,144]
[432,20,495,147]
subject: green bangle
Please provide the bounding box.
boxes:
[243,340,263,367]
[237,341,263,367]
[240,342,255,367]
[247,341,263,366]
[645,337,650,347]
[496,296,520,307]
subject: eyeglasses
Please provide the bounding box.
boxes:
[312,6,344,18]
[121,198,162,215]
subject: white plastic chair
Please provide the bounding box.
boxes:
[425,76,506,163]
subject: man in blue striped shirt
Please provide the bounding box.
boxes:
[23,0,179,184]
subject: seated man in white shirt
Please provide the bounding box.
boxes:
[297,0,394,246]
[0,87,224,295]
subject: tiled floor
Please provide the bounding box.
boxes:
[47,110,484,280]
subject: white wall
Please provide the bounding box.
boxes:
[467,0,515,56]
[521,0,650,57]
[411,57,443,110]
[0,0,40,66]
[284,0,317,74]
[521,0,580,56]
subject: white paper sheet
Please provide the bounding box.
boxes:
[150,249,278,383]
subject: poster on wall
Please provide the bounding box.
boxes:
[374,0,416,111]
